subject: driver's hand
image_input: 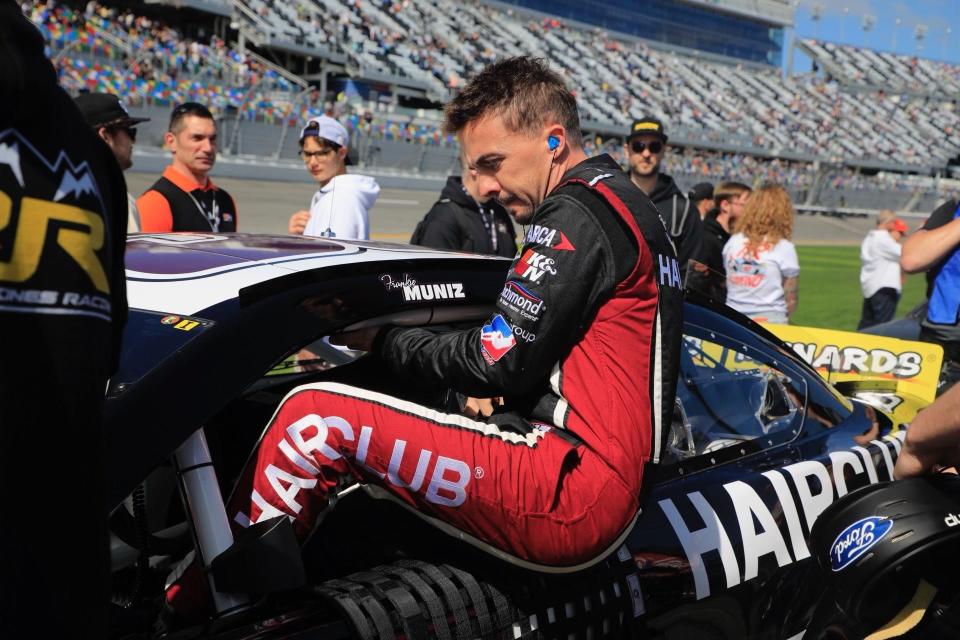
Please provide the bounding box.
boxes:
[329,326,380,352]
[462,397,502,419]
[289,210,311,235]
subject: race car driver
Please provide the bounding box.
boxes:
[209,57,683,593]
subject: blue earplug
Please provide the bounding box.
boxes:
[548,136,559,151]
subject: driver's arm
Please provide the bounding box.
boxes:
[894,383,960,479]
[376,194,619,397]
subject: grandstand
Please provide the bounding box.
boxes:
[28,0,960,213]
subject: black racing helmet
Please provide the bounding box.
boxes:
[809,475,960,637]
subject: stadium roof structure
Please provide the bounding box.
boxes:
[144,0,230,18]
[682,0,794,27]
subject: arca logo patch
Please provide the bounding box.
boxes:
[525,225,575,251]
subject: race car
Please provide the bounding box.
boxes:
[107,233,920,640]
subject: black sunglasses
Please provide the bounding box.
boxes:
[108,125,137,142]
[630,139,664,154]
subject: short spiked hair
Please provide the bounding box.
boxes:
[444,57,582,148]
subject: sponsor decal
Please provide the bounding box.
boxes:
[480,314,517,364]
[946,513,960,528]
[658,254,682,289]
[525,225,575,251]
[830,517,893,571]
[380,273,465,302]
[659,433,905,599]
[515,249,557,283]
[785,342,922,379]
[174,319,200,331]
[236,414,473,527]
[499,281,545,321]
[160,315,181,325]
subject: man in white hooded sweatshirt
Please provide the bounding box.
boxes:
[288,115,380,239]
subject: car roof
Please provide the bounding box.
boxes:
[126,233,501,315]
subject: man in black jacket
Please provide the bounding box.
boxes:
[411,157,517,257]
[624,117,703,281]
[1,2,128,636]
[687,181,751,302]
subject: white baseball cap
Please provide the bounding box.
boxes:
[299,115,349,147]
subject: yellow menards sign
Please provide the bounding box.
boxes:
[764,324,943,422]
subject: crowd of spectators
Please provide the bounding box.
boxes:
[26,0,960,191]
[28,0,297,121]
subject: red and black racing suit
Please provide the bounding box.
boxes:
[227,154,683,570]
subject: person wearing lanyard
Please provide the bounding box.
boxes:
[287,115,380,239]
[137,102,238,233]
[411,154,517,258]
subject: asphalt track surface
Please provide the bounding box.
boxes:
[126,171,879,245]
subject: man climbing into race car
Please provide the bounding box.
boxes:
[171,57,683,614]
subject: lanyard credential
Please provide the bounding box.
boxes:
[187,189,220,232]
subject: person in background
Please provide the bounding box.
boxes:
[623,116,703,280]
[901,196,960,394]
[74,92,150,232]
[688,181,751,301]
[688,182,714,219]
[137,102,238,232]
[723,184,799,324]
[1,3,128,635]
[859,210,908,330]
[287,115,380,239]
[410,154,516,257]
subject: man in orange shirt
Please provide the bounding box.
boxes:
[137,102,238,232]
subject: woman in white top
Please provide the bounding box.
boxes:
[722,184,799,324]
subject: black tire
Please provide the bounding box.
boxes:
[314,559,528,640]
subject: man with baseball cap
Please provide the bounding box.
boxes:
[689,182,714,219]
[859,209,908,330]
[74,92,149,231]
[287,114,379,239]
[623,117,703,282]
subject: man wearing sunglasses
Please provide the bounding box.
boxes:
[287,115,379,239]
[137,102,238,233]
[74,92,150,232]
[624,117,703,282]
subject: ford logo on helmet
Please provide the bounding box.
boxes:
[829,516,893,571]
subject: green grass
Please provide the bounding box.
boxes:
[790,245,925,332]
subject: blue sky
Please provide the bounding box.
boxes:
[790,0,960,72]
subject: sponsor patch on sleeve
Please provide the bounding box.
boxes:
[499,281,545,321]
[514,248,558,283]
[525,225,575,251]
[480,314,517,364]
